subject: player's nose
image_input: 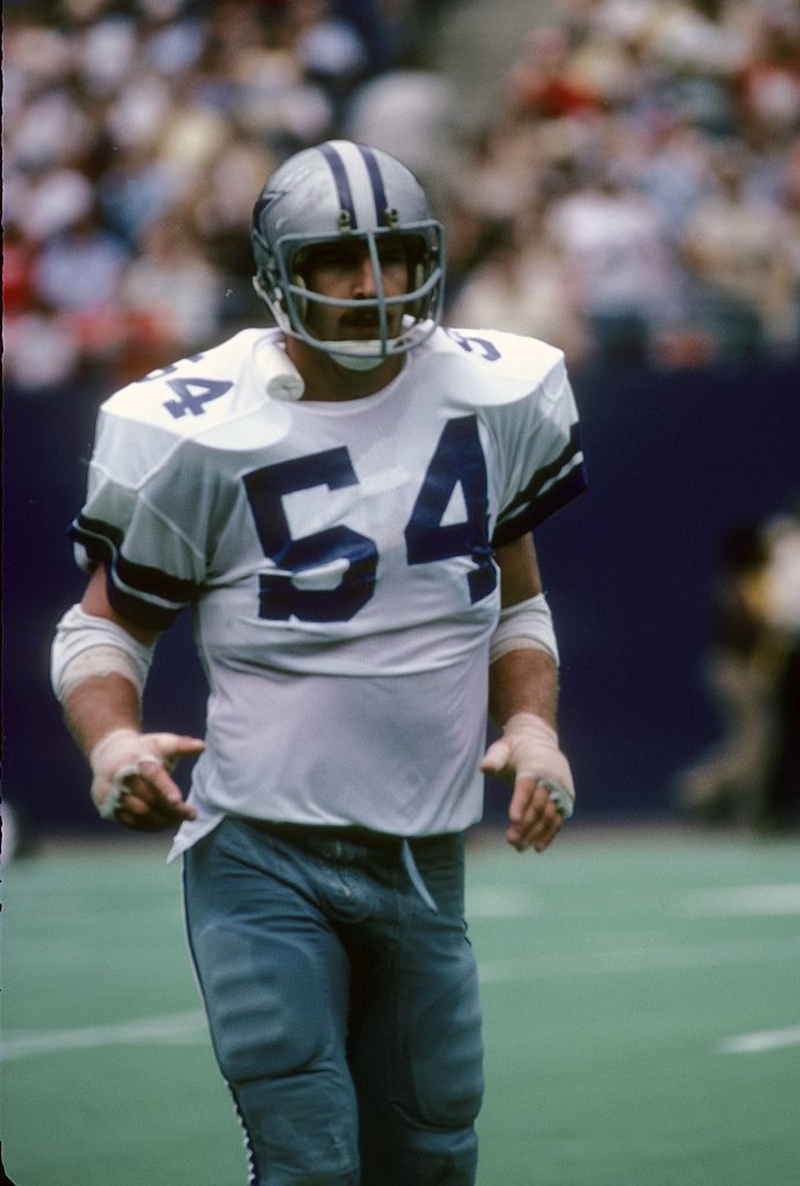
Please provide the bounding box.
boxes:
[351,252,379,297]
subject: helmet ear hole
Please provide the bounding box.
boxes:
[253,266,289,328]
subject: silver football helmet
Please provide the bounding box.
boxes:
[252,140,446,370]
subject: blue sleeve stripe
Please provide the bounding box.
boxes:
[492,462,587,547]
[70,513,201,629]
[70,513,124,556]
[104,581,183,632]
[502,423,584,518]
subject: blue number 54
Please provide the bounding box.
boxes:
[243,414,496,622]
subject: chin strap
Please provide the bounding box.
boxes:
[329,342,390,371]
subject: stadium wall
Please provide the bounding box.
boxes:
[4,359,799,834]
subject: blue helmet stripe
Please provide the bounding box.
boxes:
[319,141,391,228]
[318,142,357,226]
[358,145,390,225]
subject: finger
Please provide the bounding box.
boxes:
[150,735,205,768]
[114,801,179,832]
[480,738,511,779]
[506,776,539,851]
[506,824,529,853]
[528,803,563,852]
[507,772,542,833]
[507,813,562,853]
[136,760,194,808]
[507,781,561,852]
[171,735,205,753]
[520,790,559,841]
[117,766,197,822]
[114,788,195,830]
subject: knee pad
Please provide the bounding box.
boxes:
[410,970,484,1129]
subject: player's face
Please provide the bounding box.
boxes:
[299,237,410,343]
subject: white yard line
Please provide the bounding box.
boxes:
[468,881,800,921]
[0,1010,207,1063]
[478,935,800,983]
[467,886,537,917]
[4,938,799,1062]
[682,883,800,916]
[719,1025,800,1054]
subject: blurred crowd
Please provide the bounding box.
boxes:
[448,0,800,370]
[4,0,800,393]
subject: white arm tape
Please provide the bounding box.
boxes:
[89,728,163,820]
[51,604,156,703]
[489,593,559,666]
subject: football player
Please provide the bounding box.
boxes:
[52,140,587,1185]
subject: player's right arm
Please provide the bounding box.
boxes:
[53,564,204,831]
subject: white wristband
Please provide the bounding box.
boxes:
[489,593,559,666]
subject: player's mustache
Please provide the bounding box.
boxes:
[340,307,382,328]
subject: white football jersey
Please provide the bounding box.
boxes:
[71,326,586,852]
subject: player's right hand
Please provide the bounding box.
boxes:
[89,727,205,831]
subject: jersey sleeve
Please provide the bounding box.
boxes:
[487,351,587,547]
[70,403,212,631]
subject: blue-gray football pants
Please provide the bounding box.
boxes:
[183,817,484,1185]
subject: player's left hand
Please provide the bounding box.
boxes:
[480,712,575,853]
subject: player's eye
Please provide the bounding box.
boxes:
[376,238,408,267]
[302,245,350,271]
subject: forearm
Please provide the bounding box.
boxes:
[62,672,142,761]
[483,646,573,852]
[488,646,559,731]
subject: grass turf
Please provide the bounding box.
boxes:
[2,825,799,1185]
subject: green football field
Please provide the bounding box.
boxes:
[2,825,799,1185]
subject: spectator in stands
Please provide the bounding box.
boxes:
[681,141,796,357]
[448,215,590,363]
[543,158,680,366]
[342,68,457,200]
[507,23,605,122]
[3,297,83,394]
[120,212,224,353]
[636,120,719,244]
[31,198,131,315]
[733,2,800,150]
[3,0,799,392]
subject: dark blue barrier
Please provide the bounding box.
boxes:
[530,357,800,820]
[4,358,799,832]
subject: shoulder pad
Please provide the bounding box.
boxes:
[98,330,292,439]
[421,326,567,406]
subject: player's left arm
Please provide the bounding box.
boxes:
[481,532,575,853]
